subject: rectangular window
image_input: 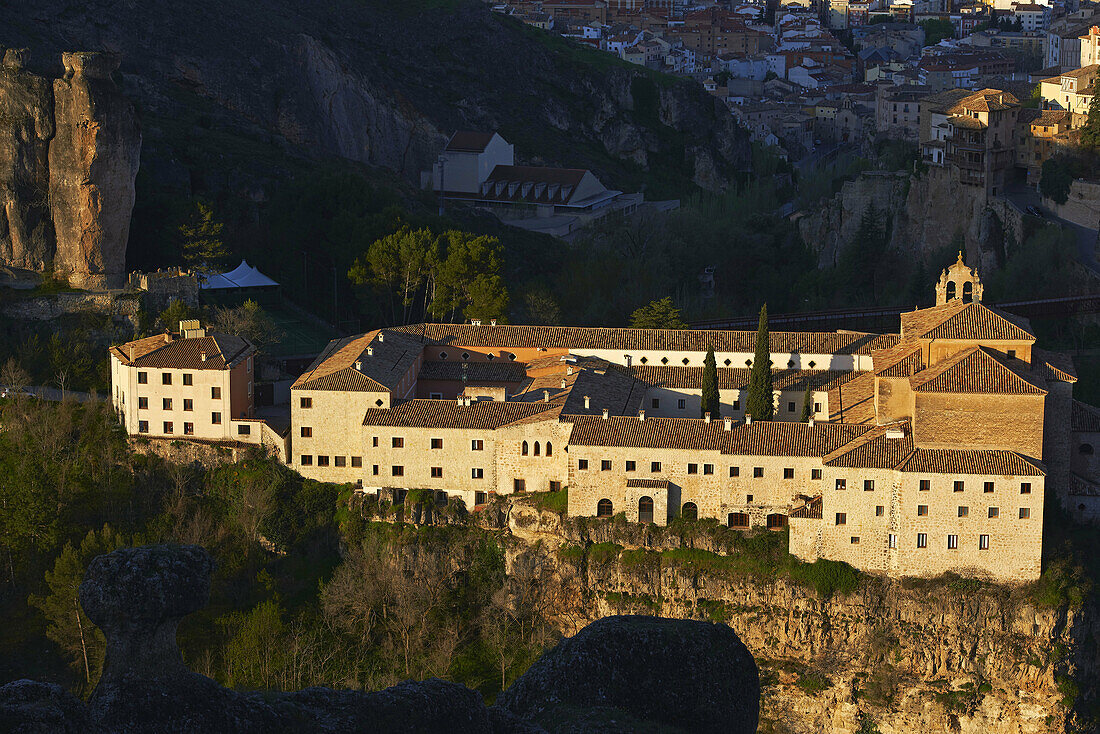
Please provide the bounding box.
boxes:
[138,371,148,384]
[626,460,637,472]
[747,494,753,502]
[876,505,884,516]
[475,491,488,505]
[703,464,714,475]
[300,397,312,408]
[917,533,927,548]
[732,400,741,410]
[184,422,194,435]
[754,467,764,478]
[919,479,930,492]
[651,398,660,409]
[984,481,994,493]
[392,465,403,476]
[835,512,846,525]
[788,401,796,412]
[578,459,589,470]
[372,465,379,476]
[1021,482,1032,494]
[431,438,443,449]
[812,469,822,480]
[237,424,251,436]
[784,468,794,479]
[372,437,379,447]
[472,468,484,479]
[979,534,990,550]
[601,460,612,471]
[888,533,897,549]
[317,455,329,467]
[918,505,928,516]
[678,398,686,410]
[864,479,874,491]
[429,392,443,399]
[651,461,662,473]
[850,536,860,544]
[550,481,562,492]
[514,479,526,493]
[1019,507,1031,519]
[814,402,821,413]
[334,456,346,467]
[948,534,958,550]
[138,420,149,433]
[835,478,846,490]
[183,398,193,411]
[211,412,221,425]
[431,467,443,478]
[730,466,740,477]
[162,398,172,410]
[958,506,969,517]
[162,372,172,385]
[301,455,313,466]
[351,456,362,468]
[301,427,312,438]
[183,373,193,386]
[687,463,698,474]
[138,397,148,410]
[954,481,964,493]
[989,507,999,518]
[211,386,221,400]
[392,437,404,448]
[471,439,484,451]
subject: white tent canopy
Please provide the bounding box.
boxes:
[200,260,279,290]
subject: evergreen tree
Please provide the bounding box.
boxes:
[700,347,720,419]
[179,200,229,268]
[800,381,814,422]
[1080,95,1100,150]
[629,297,686,329]
[745,305,774,421]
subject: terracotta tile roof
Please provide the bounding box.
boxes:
[1034,349,1077,384]
[899,301,1035,342]
[1061,64,1099,79]
[827,371,877,424]
[445,131,496,153]
[1072,400,1100,432]
[909,347,1047,395]
[561,368,648,417]
[293,330,423,392]
[626,478,670,489]
[395,323,899,355]
[872,341,923,377]
[790,496,822,519]
[949,88,1019,113]
[417,361,528,383]
[361,399,559,430]
[628,365,862,392]
[566,415,729,451]
[896,448,1044,476]
[725,421,872,457]
[823,424,914,469]
[110,333,253,370]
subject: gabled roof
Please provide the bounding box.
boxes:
[561,368,648,417]
[909,346,1047,395]
[445,131,497,153]
[899,300,1035,342]
[823,423,914,468]
[1072,400,1100,432]
[293,329,423,392]
[417,361,528,383]
[872,341,923,377]
[110,333,254,370]
[361,399,559,430]
[827,371,877,425]
[896,448,1044,476]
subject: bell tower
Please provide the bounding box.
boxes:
[935,252,983,306]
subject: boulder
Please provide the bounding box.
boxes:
[496,614,759,734]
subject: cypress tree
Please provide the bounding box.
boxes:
[700,347,720,419]
[745,305,774,421]
[799,381,813,422]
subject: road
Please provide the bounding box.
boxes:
[1003,183,1100,276]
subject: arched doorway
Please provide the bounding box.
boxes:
[681,502,698,521]
[597,499,613,517]
[638,496,654,524]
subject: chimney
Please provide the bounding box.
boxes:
[567,365,573,375]
[378,333,384,342]
[808,417,816,427]
[704,413,711,424]
[491,319,497,326]
[129,344,134,361]
[471,318,482,326]
[561,378,567,388]
[584,396,591,409]
[367,346,373,357]
[355,360,363,371]
[602,408,609,420]
[543,390,550,402]
[745,413,752,425]
[724,417,733,431]
[639,410,646,421]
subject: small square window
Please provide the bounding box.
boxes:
[651,461,662,472]
[471,440,484,451]
[372,465,379,476]
[918,505,928,516]
[917,533,927,548]
[850,536,860,544]
[954,481,964,493]
[211,412,222,425]
[919,479,930,491]
[835,512,846,525]
[578,459,589,470]
[429,392,443,399]
[677,398,686,410]
[351,456,362,468]
[864,479,874,491]
[754,467,764,478]
[162,397,172,410]
[431,467,443,478]
[814,402,821,412]
[392,437,404,448]
[138,397,148,410]
[138,372,148,384]
[1019,507,1031,519]
[989,507,999,518]
[300,455,313,466]
[812,469,822,480]
[138,420,149,433]
[958,506,969,517]
[979,534,990,550]
[392,465,403,476]
[626,460,637,472]
[372,437,379,447]
[703,463,714,475]
[747,494,754,502]
[184,422,194,435]
[784,468,794,479]
[947,534,958,550]
[732,400,741,410]
[317,455,329,467]
[687,463,698,474]
[183,399,193,412]
[334,456,346,467]
[835,479,846,490]
[472,468,484,479]
[652,398,660,409]
[183,373,193,386]
[984,482,995,493]
[431,438,443,449]
[211,387,221,400]
[237,424,251,436]
[787,401,796,412]
[301,427,312,438]
[876,505,884,516]
[730,466,740,477]
[1021,482,1032,495]
[601,460,612,471]
[162,373,172,385]
[300,397,312,408]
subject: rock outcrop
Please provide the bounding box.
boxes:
[0,544,761,734]
[0,48,140,289]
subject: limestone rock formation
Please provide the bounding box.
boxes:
[499,615,760,733]
[0,544,762,733]
[48,52,141,289]
[0,49,140,289]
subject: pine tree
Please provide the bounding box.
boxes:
[799,381,814,422]
[179,200,229,268]
[700,347,720,419]
[1080,95,1100,150]
[745,305,774,421]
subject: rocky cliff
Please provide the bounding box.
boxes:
[502,501,1095,734]
[0,544,761,734]
[0,48,139,288]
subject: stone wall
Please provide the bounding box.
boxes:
[1044,179,1100,231]
[2,290,141,322]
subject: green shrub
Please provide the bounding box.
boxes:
[796,672,832,696]
[589,542,623,564]
[789,558,860,598]
[528,488,568,514]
